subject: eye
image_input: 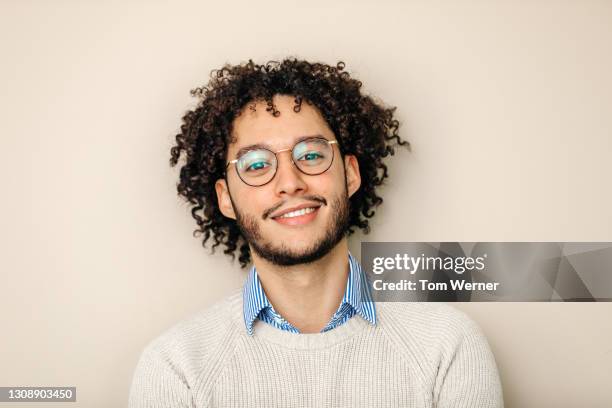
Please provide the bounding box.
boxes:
[298,151,324,161]
[237,149,274,174]
[245,161,270,172]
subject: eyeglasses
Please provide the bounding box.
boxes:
[226,137,339,187]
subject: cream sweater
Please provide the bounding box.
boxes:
[128,289,503,407]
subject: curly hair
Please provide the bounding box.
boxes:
[169,58,409,268]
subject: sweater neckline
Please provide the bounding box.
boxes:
[227,289,374,350]
[251,312,373,349]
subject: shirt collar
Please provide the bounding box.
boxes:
[242,265,271,336]
[242,251,376,336]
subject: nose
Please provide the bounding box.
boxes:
[273,151,308,196]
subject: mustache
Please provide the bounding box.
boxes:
[262,195,327,220]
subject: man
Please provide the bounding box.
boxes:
[128,59,504,407]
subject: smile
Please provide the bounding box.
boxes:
[272,206,320,226]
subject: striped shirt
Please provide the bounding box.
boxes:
[242,252,376,335]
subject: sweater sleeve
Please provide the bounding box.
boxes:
[433,315,504,408]
[128,346,195,408]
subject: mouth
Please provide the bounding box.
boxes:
[270,205,322,226]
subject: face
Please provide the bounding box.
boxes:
[215,94,361,266]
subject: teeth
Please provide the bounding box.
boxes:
[278,207,316,219]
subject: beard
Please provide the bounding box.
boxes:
[232,191,351,267]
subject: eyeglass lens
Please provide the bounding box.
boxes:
[235,138,334,186]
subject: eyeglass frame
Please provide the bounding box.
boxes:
[225,136,340,187]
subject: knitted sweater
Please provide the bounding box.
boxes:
[128,289,504,407]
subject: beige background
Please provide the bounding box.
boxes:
[1,1,611,407]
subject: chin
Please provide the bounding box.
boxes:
[272,240,318,255]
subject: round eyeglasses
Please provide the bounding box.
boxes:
[226,137,339,187]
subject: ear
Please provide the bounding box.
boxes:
[343,154,361,198]
[215,178,237,219]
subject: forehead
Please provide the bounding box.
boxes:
[229,95,334,154]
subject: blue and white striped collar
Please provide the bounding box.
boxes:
[242,251,377,336]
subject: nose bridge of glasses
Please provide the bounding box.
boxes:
[274,146,298,170]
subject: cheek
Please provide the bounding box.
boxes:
[308,171,344,198]
[233,185,271,215]
[326,161,347,190]
[227,169,263,203]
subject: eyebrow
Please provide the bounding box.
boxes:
[233,134,328,159]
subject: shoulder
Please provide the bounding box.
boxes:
[128,289,244,406]
[375,302,492,373]
[377,301,482,336]
[136,289,244,387]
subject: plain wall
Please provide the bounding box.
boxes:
[1,1,611,407]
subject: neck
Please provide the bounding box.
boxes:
[250,239,350,333]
